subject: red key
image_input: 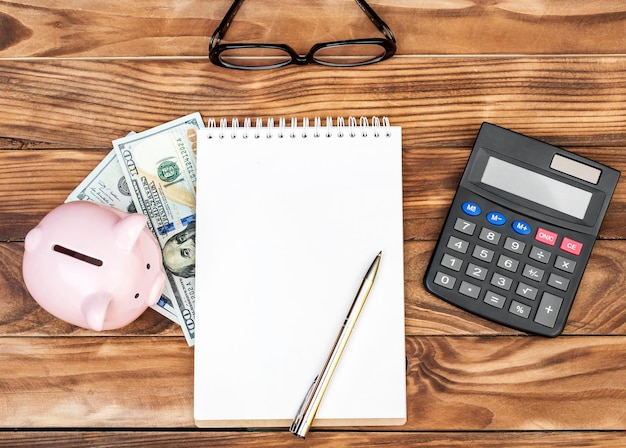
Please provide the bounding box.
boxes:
[560,237,583,256]
[535,228,558,246]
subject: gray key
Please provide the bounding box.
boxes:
[548,273,570,291]
[484,290,506,309]
[454,218,476,235]
[491,272,513,291]
[441,253,463,271]
[509,300,531,319]
[434,271,456,289]
[479,227,501,245]
[529,246,551,264]
[554,256,576,273]
[472,245,494,263]
[466,263,488,281]
[497,254,519,272]
[522,264,545,282]
[459,281,481,299]
[447,236,469,254]
[534,293,563,328]
[504,237,525,254]
[516,282,538,300]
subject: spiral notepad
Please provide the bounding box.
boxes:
[194,117,406,428]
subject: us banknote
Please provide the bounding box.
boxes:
[114,113,202,346]
[66,142,180,325]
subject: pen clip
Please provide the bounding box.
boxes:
[289,375,318,436]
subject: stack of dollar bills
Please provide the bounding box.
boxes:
[67,113,204,346]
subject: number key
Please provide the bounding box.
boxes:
[491,273,513,291]
[497,254,519,272]
[447,236,469,254]
[472,245,494,263]
[434,271,456,289]
[441,253,463,272]
[466,263,488,281]
[504,237,526,254]
[479,227,501,245]
[454,218,476,235]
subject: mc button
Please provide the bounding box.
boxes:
[462,201,481,216]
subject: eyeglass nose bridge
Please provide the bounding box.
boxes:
[281,44,310,65]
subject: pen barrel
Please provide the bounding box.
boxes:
[290,252,381,438]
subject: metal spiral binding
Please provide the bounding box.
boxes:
[205,116,392,139]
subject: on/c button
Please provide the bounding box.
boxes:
[560,237,583,256]
[535,228,558,246]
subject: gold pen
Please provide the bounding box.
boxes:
[289,251,382,438]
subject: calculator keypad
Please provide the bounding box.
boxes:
[426,196,591,337]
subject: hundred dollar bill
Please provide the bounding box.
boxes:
[114,113,202,346]
[66,143,180,324]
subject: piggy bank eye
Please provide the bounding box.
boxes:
[134,293,140,299]
[146,263,151,270]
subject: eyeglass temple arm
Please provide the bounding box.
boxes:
[354,0,396,43]
[210,0,246,50]
[210,0,396,50]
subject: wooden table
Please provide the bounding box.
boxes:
[1,1,624,446]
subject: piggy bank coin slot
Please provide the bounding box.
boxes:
[53,244,103,267]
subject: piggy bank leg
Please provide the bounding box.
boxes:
[81,292,112,331]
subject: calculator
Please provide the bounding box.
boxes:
[424,123,620,336]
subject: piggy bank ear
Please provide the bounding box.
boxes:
[81,292,112,331]
[24,227,43,252]
[114,213,148,251]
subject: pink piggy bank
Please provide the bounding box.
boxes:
[22,201,166,331]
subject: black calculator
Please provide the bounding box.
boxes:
[424,123,620,336]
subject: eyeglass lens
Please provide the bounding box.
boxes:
[313,43,387,65]
[218,47,292,69]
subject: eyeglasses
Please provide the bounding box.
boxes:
[209,0,397,70]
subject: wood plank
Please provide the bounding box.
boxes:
[0,336,623,429]
[1,143,625,241]
[0,430,624,448]
[2,240,625,337]
[0,58,625,150]
[405,240,626,336]
[407,336,626,430]
[1,1,625,58]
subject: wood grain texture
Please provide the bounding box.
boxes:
[1,58,625,150]
[0,431,625,448]
[1,1,625,57]
[406,337,626,430]
[2,241,624,337]
[1,143,625,242]
[1,1,625,445]
[0,336,623,429]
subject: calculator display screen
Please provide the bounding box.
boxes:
[481,156,593,219]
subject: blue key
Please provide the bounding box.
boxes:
[487,212,506,226]
[512,220,532,235]
[462,201,481,216]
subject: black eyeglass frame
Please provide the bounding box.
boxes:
[209,0,397,70]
